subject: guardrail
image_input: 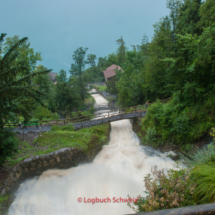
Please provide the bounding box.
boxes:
[3,123,19,128]
[125,203,215,215]
[4,121,39,128]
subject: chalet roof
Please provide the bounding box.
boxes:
[103,64,123,79]
[49,73,57,82]
[103,69,116,79]
[106,64,122,71]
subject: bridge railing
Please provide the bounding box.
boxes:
[126,203,215,215]
[39,98,172,126]
[4,120,39,128]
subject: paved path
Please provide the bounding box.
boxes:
[14,126,52,133]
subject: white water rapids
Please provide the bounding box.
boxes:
[9,92,178,215]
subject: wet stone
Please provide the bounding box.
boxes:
[31,162,36,167]
[49,159,55,163]
[37,164,42,168]
[5,187,11,192]
[43,160,48,165]
[56,157,60,163]
[24,158,33,163]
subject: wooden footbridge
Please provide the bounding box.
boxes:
[39,98,171,130]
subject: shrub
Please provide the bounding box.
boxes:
[141,95,215,145]
[50,125,74,132]
[60,125,74,131]
[33,105,53,121]
[50,125,59,131]
[210,127,215,143]
[89,106,95,114]
[182,145,215,168]
[145,127,157,144]
[191,163,215,203]
[71,112,78,118]
[93,85,100,91]
[52,113,60,120]
[128,166,196,213]
[0,128,19,164]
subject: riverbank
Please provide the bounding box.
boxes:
[0,123,111,214]
[132,117,214,155]
[7,119,178,215]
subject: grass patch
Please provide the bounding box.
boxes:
[0,194,11,213]
[98,86,107,91]
[93,85,107,92]
[0,195,10,204]
[4,124,110,167]
[191,163,215,203]
[51,125,74,131]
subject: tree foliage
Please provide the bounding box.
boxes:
[0,33,52,164]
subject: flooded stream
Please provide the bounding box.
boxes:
[9,92,177,215]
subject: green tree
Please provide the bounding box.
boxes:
[87,54,97,67]
[199,0,215,28]
[56,70,82,115]
[177,0,202,36]
[0,33,52,164]
[33,105,53,121]
[70,47,88,103]
[116,36,126,65]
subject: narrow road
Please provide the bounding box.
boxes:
[14,125,52,133]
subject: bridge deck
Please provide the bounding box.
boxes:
[73,111,146,130]
[37,98,171,130]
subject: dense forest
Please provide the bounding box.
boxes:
[86,0,215,145]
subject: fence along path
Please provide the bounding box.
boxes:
[39,98,171,130]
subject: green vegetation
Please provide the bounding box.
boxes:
[92,85,107,92]
[0,128,19,164]
[4,124,109,167]
[1,1,215,213]
[0,33,98,163]
[181,138,215,204]
[129,130,215,213]
[51,125,75,131]
[0,34,52,164]
[182,145,215,168]
[128,167,196,212]
[191,163,215,203]
[0,194,11,211]
[33,105,53,121]
[84,0,215,147]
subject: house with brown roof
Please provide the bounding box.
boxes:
[102,64,123,82]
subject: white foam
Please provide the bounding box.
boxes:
[9,94,178,215]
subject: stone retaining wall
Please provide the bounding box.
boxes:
[1,146,101,195]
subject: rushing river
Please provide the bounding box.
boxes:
[9,92,177,215]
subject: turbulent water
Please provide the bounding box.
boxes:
[9,93,177,215]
